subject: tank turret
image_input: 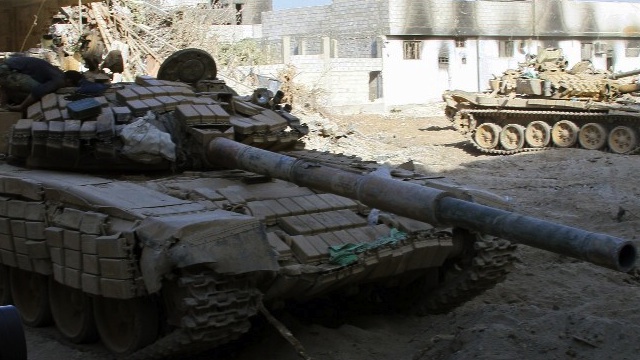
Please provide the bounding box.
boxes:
[0,49,635,359]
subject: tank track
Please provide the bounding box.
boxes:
[281,150,518,313]
[420,234,516,314]
[131,270,262,359]
[453,108,640,155]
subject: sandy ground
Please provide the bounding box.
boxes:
[23,103,640,359]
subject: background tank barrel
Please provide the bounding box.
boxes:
[609,68,640,80]
[208,137,636,273]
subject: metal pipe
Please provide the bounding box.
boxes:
[208,137,636,272]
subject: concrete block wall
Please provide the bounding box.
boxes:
[262,6,331,39]
[245,57,382,108]
[319,58,383,106]
[262,0,389,58]
[329,0,390,36]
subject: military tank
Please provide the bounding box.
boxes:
[443,48,640,154]
[0,49,635,359]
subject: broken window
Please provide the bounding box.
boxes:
[403,41,421,60]
[499,40,514,58]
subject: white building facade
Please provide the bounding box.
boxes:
[253,0,640,109]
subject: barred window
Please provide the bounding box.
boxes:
[403,41,421,60]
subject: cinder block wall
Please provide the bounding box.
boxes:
[262,0,389,58]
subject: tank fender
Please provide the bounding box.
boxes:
[442,90,477,107]
[136,209,279,293]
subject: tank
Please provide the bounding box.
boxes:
[0,49,635,359]
[443,47,640,154]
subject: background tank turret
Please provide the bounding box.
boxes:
[0,49,635,359]
[444,47,640,154]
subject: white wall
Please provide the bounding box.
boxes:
[245,56,382,108]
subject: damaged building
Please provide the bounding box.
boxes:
[256,0,640,109]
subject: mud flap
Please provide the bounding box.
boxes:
[136,209,278,293]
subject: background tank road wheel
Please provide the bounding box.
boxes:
[551,120,579,148]
[93,296,159,355]
[10,268,52,327]
[474,123,502,150]
[525,121,551,148]
[500,124,526,151]
[0,265,12,305]
[579,123,607,150]
[0,305,28,360]
[608,126,637,154]
[49,279,99,344]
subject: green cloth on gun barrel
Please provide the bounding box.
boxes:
[328,228,407,266]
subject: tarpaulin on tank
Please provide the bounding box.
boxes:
[120,114,176,164]
[136,209,278,293]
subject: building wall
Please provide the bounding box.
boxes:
[382,36,640,106]
[240,0,272,24]
[262,0,389,58]
[247,56,382,106]
[388,0,640,37]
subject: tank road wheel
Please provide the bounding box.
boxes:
[453,112,477,134]
[579,123,607,150]
[499,124,526,151]
[608,126,638,154]
[525,121,551,148]
[0,305,28,360]
[551,120,579,148]
[0,265,11,305]
[9,269,52,327]
[49,280,98,344]
[93,296,159,355]
[473,123,502,149]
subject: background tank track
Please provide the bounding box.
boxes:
[449,108,640,155]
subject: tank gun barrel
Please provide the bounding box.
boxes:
[609,68,640,80]
[208,137,636,273]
